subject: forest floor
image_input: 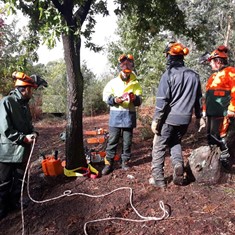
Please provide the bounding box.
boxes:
[0,107,234,235]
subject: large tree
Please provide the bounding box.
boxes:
[3,0,110,170]
[3,0,189,170]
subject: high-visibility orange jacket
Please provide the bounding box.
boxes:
[206,66,235,117]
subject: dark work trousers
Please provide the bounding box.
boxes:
[106,126,133,164]
[151,123,188,181]
[0,162,26,216]
[207,116,230,151]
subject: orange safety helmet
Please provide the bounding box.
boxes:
[207,45,228,62]
[118,54,134,74]
[12,71,38,88]
[164,42,189,56]
[118,54,134,63]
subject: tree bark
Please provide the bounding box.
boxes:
[62,32,87,170]
[224,15,232,47]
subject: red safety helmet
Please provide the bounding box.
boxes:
[164,42,189,56]
[12,71,38,88]
[207,45,228,62]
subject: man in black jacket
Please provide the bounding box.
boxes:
[0,72,46,220]
[150,42,204,188]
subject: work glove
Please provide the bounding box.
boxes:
[120,92,136,102]
[121,92,130,102]
[23,133,38,144]
[151,120,162,135]
[227,110,235,118]
[114,96,124,104]
[196,117,206,132]
[128,92,136,102]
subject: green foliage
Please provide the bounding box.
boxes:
[83,67,110,116]
[42,60,67,113]
[176,0,235,88]
[40,59,107,115]
[0,5,42,96]
[83,78,108,116]
[177,0,235,50]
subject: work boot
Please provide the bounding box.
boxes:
[149,177,166,188]
[102,165,113,175]
[102,158,114,175]
[121,161,130,171]
[173,163,184,186]
[220,159,231,171]
[220,149,231,170]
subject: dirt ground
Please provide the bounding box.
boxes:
[0,108,234,235]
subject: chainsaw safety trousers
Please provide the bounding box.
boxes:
[207,116,235,169]
[207,117,228,150]
[106,127,133,163]
[0,162,25,219]
[151,124,188,182]
[0,180,11,219]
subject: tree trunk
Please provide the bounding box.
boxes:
[62,33,87,170]
[224,15,232,47]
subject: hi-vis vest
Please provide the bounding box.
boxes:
[103,73,142,128]
[206,66,235,117]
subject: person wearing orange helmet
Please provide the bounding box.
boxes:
[0,71,46,220]
[205,45,235,170]
[102,54,142,175]
[150,42,203,188]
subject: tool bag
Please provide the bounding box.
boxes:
[187,145,221,185]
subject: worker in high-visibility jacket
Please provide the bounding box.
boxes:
[102,54,142,175]
[205,45,235,170]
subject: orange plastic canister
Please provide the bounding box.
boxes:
[41,156,64,176]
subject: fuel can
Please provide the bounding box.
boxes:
[41,155,64,176]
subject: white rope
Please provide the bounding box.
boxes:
[20,138,36,235]
[20,139,169,235]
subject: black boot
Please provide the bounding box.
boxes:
[102,165,114,175]
[220,149,231,170]
[173,163,184,185]
[102,158,114,175]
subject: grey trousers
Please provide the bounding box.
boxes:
[106,126,133,163]
[151,123,188,181]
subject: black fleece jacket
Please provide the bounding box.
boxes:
[153,58,202,125]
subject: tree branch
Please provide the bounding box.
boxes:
[74,0,93,26]
[51,0,64,15]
